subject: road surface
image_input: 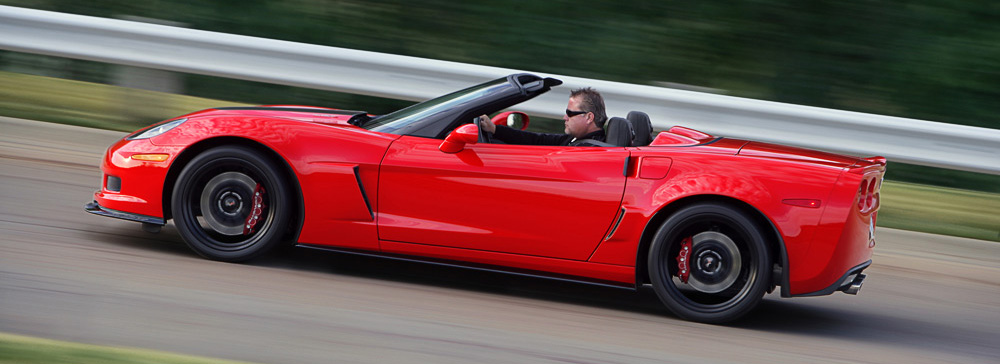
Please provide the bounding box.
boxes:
[1,116,998,363]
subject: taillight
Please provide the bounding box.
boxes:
[857,179,869,210]
[867,178,876,208]
[857,176,881,213]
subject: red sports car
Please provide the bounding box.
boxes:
[85,74,885,323]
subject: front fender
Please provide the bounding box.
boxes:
[152,116,399,251]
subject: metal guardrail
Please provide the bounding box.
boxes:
[2,5,998,174]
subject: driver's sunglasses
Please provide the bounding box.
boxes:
[566,109,589,117]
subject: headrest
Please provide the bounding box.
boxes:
[626,111,654,146]
[604,117,634,147]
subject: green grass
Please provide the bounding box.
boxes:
[0,71,250,131]
[0,333,254,364]
[878,181,1000,241]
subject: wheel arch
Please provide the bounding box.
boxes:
[634,194,788,295]
[162,137,305,242]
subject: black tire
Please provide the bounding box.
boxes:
[647,203,771,324]
[171,146,292,262]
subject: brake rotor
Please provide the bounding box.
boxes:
[200,171,256,236]
[686,231,742,294]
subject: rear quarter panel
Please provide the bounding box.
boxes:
[588,142,851,294]
[793,163,882,295]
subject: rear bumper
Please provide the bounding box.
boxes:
[793,260,871,297]
[84,200,165,225]
[788,164,882,295]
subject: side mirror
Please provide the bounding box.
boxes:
[439,124,479,153]
[491,111,530,130]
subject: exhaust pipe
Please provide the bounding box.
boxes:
[842,273,866,295]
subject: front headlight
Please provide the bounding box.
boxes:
[127,118,187,140]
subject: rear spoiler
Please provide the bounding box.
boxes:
[865,156,887,166]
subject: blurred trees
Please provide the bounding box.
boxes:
[2,0,997,130]
[2,1,999,190]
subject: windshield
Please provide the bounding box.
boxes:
[364,78,509,134]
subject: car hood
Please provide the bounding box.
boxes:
[180,106,369,127]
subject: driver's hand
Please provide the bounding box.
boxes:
[478,115,496,134]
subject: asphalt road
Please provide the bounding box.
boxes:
[1,116,998,364]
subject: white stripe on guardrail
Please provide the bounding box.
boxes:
[2,5,998,174]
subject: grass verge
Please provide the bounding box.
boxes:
[0,71,249,132]
[0,332,254,364]
[878,181,999,242]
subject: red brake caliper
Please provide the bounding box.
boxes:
[676,236,693,283]
[243,184,266,235]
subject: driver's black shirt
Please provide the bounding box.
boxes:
[492,126,606,146]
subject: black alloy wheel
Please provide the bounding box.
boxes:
[647,203,771,324]
[172,146,292,262]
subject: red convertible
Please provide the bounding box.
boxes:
[85,74,885,323]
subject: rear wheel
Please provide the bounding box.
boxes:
[171,146,292,262]
[647,203,771,323]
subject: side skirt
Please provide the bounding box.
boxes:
[296,243,637,291]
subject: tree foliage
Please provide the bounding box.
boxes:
[2,1,998,190]
[3,0,996,129]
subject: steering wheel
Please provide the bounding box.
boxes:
[477,116,492,144]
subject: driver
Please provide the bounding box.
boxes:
[478,87,607,146]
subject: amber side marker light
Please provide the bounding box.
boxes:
[782,199,822,208]
[130,154,169,162]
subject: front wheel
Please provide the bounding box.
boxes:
[647,203,771,323]
[171,146,292,262]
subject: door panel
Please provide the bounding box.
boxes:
[378,136,627,261]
